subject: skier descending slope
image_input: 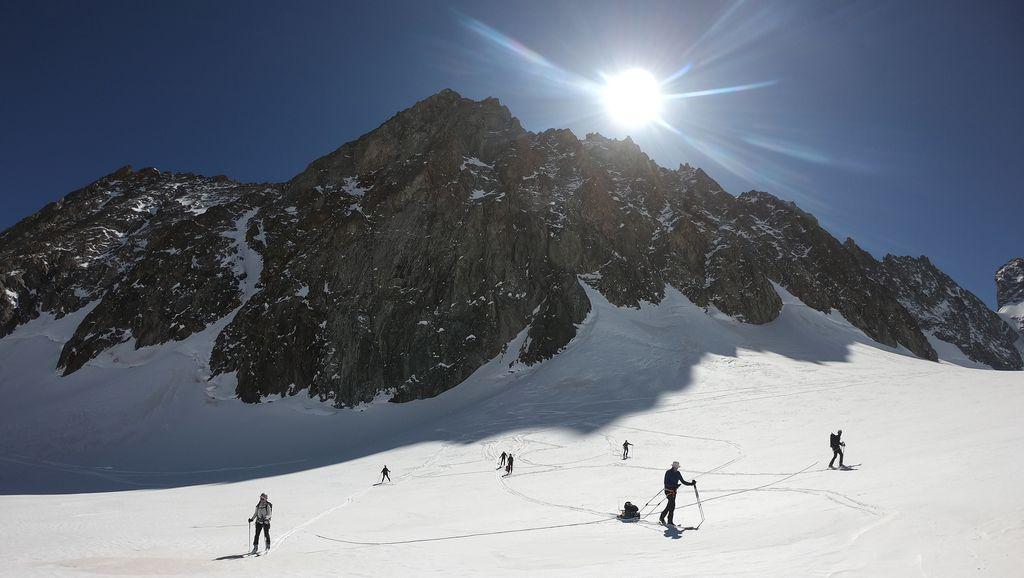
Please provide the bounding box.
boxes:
[248,493,272,554]
[380,465,391,483]
[504,454,514,476]
[622,440,633,460]
[828,430,846,469]
[499,451,507,469]
[660,461,696,527]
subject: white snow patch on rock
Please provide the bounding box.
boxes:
[342,177,368,197]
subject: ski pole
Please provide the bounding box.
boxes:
[638,487,664,516]
[693,485,705,529]
[646,497,666,518]
[248,521,251,550]
[640,487,663,509]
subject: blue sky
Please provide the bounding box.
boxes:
[1,0,1020,305]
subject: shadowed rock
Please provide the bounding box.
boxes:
[3,90,1019,410]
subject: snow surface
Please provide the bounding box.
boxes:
[460,156,493,170]
[0,283,1022,576]
[996,303,1024,357]
[469,188,503,201]
[341,176,368,197]
[998,301,1024,331]
[925,331,991,370]
[3,288,17,307]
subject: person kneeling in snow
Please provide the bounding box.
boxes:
[619,501,640,520]
[249,493,272,554]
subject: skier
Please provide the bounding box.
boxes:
[500,451,508,468]
[380,465,391,483]
[659,461,696,527]
[505,454,514,475]
[248,492,272,554]
[828,429,845,469]
[622,440,633,460]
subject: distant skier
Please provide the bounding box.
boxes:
[248,492,272,554]
[622,440,633,460]
[828,429,845,469]
[659,461,696,527]
[380,465,391,483]
[500,451,508,468]
[505,454,514,475]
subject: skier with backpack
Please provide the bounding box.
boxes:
[622,440,633,460]
[505,454,514,475]
[829,430,846,469]
[659,461,696,527]
[380,465,391,483]
[248,493,272,554]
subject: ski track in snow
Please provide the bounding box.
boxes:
[0,282,1022,575]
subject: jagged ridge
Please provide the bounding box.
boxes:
[996,257,1024,335]
[1,90,1019,407]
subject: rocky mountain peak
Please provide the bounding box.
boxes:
[996,258,1024,336]
[996,258,1024,310]
[1,90,1019,409]
[288,89,525,197]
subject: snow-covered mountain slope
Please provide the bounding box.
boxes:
[856,254,1021,369]
[2,90,1019,415]
[1,280,1021,576]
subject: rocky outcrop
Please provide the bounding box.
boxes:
[1,89,1016,408]
[996,258,1024,334]
[857,254,1021,370]
[0,166,277,373]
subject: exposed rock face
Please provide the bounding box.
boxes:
[856,254,1021,370]
[996,258,1024,334]
[0,166,276,373]
[1,89,1017,407]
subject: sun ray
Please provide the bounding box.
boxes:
[665,80,778,100]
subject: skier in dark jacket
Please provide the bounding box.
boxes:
[248,492,272,554]
[500,451,508,468]
[829,430,845,469]
[505,454,514,475]
[381,465,391,483]
[622,440,633,460]
[660,461,696,526]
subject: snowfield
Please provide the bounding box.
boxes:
[0,284,1021,576]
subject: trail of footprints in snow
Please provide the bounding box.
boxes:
[281,377,887,552]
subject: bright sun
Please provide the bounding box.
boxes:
[602,68,663,128]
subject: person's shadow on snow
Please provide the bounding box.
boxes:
[213,554,249,560]
[663,526,685,540]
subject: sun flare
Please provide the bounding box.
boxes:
[601,68,663,128]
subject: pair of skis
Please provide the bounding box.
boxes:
[247,522,270,557]
[679,485,705,530]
